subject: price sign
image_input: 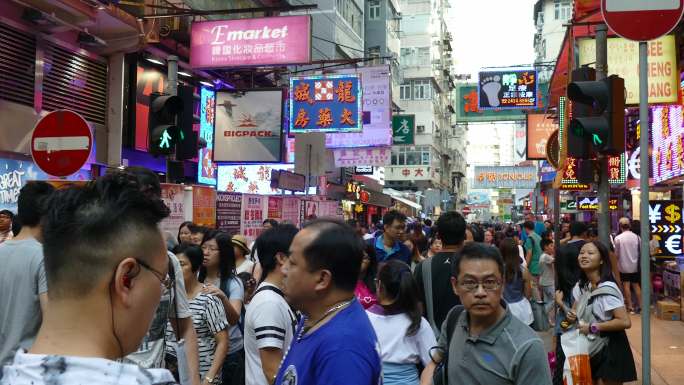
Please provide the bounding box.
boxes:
[649,200,683,256]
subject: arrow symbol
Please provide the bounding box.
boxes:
[652,225,658,232]
[677,225,682,233]
[395,136,405,142]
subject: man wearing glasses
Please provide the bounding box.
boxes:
[420,242,551,385]
[372,210,411,264]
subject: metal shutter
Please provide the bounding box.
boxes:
[0,22,36,107]
[43,42,107,125]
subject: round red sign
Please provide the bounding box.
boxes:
[359,190,371,204]
[602,0,684,41]
[462,206,471,215]
[31,110,92,177]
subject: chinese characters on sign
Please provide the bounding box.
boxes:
[216,192,242,235]
[333,147,391,167]
[560,155,625,188]
[471,166,537,189]
[160,184,185,236]
[198,87,217,185]
[289,74,362,133]
[478,69,538,110]
[651,105,684,183]
[392,115,416,145]
[526,114,559,159]
[240,194,268,241]
[192,186,216,228]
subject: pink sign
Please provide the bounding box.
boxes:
[333,147,391,167]
[190,15,312,69]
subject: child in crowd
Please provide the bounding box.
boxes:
[539,238,555,325]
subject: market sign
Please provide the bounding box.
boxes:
[578,35,678,104]
[190,15,312,69]
[478,69,538,110]
[472,166,537,189]
[649,200,684,256]
[289,74,362,133]
[198,87,217,185]
[651,105,684,183]
[526,114,559,160]
[455,83,549,123]
[392,115,415,145]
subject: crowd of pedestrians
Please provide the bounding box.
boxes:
[0,167,643,385]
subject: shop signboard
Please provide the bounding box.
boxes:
[326,66,392,148]
[216,192,242,235]
[190,15,312,69]
[578,35,678,104]
[649,200,684,257]
[192,185,216,228]
[354,166,374,175]
[559,154,625,188]
[472,166,537,189]
[455,83,549,123]
[0,159,49,212]
[526,114,559,160]
[651,105,684,183]
[214,89,283,163]
[466,191,490,209]
[576,196,619,211]
[241,194,268,241]
[160,184,185,236]
[282,197,301,226]
[333,147,390,167]
[478,69,538,110]
[289,74,362,133]
[392,115,415,145]
[198,87,217,185]
[268,196,283,220]
[386,166,437,182]
[217,164,292,195]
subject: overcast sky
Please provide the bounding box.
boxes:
[447,0,538,78]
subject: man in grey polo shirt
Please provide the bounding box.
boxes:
[421,242,552,385]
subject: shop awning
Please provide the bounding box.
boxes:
[393,196,422,210]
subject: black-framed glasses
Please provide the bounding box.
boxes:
[458,278,502,292]
[135,258,172,290]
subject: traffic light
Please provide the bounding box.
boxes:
[567,70,625,155]
[176,85,199,160]
[148,92,183,155]
[567,68,595,159]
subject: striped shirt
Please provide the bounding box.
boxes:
[166,292,228,378]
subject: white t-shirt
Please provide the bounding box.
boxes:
[614,231,640,273]
[236,259,256,275]
[539,252,555,287]
[365,310,437,366]
[244,282,296,385]
[572,281,625,322]
[1,351,176,385]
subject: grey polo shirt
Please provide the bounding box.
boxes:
[438,306,552,385]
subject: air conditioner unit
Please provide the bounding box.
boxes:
[417,125,426,133]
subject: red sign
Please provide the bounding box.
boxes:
[462,206,471,215]
[602,0,684,41]
[359,190,371,204]
[31,110,92,177]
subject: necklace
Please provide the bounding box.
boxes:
[297,299,354,341]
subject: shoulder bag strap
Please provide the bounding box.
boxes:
[168,257,181,340]
[442,305,465,385]
[422,257,438,336]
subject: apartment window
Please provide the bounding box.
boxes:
[369,0,380,20]
[368,46,381,59]
[554,0,571,20]
[413,80,431,100]
[400,83,412,100]
[391,146,431,165]
[536,11,544,26]
[337,0,363,37]
[417,47,430,66]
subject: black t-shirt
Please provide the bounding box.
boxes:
[414,252,461,331]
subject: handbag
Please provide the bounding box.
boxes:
[561,329,593,385]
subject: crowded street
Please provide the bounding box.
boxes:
[2,1,684,385]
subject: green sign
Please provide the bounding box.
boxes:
[392,114,415,145]
[455,83,549,123]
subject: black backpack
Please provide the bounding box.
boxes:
[432,305,465,385]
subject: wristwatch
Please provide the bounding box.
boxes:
[590,323,600,334]
[206,376,215,384]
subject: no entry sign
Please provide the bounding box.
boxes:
[602,0,684,41]
[31,110,92,177]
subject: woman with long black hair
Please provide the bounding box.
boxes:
[499,238,534,325]
[566,240,636,385]
[199,230,245,385]
[366,260,436,385]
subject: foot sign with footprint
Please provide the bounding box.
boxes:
[481,75,502,107]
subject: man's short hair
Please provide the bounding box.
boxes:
[0,209,13,218]
[523,221,535,231]
[468,223,484,242]
[123,166,162,197]
[302,219,363,291]
[263,218,279,227]
[436,211,466,246]
[452,242,504,279]
[42,172,169,299]
[17,181,55,227]
[424,219,432,227]
[569,221,588,237]
[256,224,299,280]
[382,210,406,228]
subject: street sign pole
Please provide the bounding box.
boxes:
[595,24,611,247]
[638,41,651,385]
[166,55,179,183]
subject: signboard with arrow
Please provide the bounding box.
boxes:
[649,200,683,257]
[392,115,415,145]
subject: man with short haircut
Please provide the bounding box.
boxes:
[421,243,552,385]
[614,217,642,313]
[0,182,54,368]
[1,173,176,384]
[414,211,466,335]
[245,225,299,385]
[523,221,543,300]
[275,219,382,385]
[0,209,13,244]
[373,210,411,263]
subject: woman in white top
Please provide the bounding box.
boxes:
[566,241,636,385]
[366,260,437,385]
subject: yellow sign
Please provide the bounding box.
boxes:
[578,35,678,104]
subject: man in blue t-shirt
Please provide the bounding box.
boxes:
[371,210,411,264]
[276,219,382,385]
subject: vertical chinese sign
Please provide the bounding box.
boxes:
[160,184,185,235]
[240,194,268,241]
[652,105,684,183]
[267,196,284,221]
[192,185,216,228]
[198,87,216,185]
[282,197,301,227]
[216,192,242,235]
[289,74,362,133]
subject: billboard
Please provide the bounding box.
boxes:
[651,105,684,183]
[159,184,185,236]
[472,166,537,189]
[465,191,491,209]
[478,69,538,109]
[216,192,242,235]
[214,89,283,163]
[326,66,392,148]
[333,147,391,167]
[649,200,684,257]
[578,35,678,104]
[526,114,559,160]
[289,74,362,133]
[192,185,216,228]
[217,164,293,195]
[198,87,217,185]
[190,15,312,69]
[392,115,415,145]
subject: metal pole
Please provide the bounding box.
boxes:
[165,55,178,183]
[595,24,610,246]
[638,41,651,385]
[554,188,561,251]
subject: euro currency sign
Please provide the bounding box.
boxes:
[664,204,681,224]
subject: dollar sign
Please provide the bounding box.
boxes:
[664,204,681,224]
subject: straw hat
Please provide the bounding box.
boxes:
[232,234,250,254]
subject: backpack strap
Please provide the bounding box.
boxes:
[439,305,465,385]
[421,257,438,336]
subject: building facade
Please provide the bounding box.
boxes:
[533,0,572,82]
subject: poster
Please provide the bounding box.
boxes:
[160,183,185,236]
[289,74,362,133]
[526,114,558,160]
[240,194,268,241]
[478,69,538,109]
[649,200,683,257]
[198,87,217,185]
[192,185,216,228]
[333,147,391,167]
[651,105,684,183]
[268,196,283,221]
[282,197,301,227]
[216,192,242,235]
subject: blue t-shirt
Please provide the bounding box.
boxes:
[274,299,382,385]
[372,235,411,264]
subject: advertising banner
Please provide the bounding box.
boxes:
[0,159,48,212]
[289,74,362,133]
[478,69,538,109]
[268,196,283,220]
[578,35,678,104]
[466,191,491,209]
[649,200,684,257]
[526,114,559,160]
[192,185,216,228]
[214,89,283,163]
[160,184,185,236]
[241,194,268,241]
[456,83,549,123]
[333,147,391,167]
[651,105,684,183]
[326,65,392,148]
[472,166,537,189]
[217,164,293,195]
[392,115,416,145]
[190,15,312,69]
[282,197,301,226]
[216,192,242,235]
[198,87,217,185]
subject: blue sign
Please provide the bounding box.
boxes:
[0,159,49,213]
[289,74,362,133]
[198,87,217,186]
[478,69,538,110]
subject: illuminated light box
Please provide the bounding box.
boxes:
[651,105,684,183]
[478,69,538,110]
[289,74,362,133]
